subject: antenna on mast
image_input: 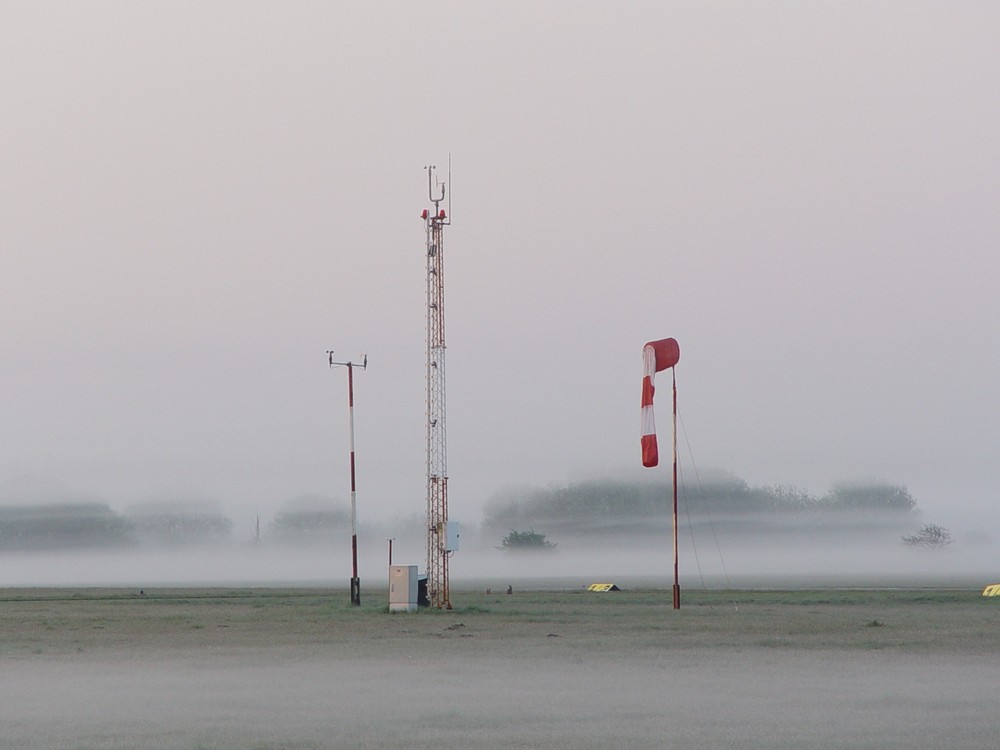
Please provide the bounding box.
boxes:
[426,164,449,218]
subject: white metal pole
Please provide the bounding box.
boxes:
[672,367,680,610]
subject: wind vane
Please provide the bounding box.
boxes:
[327,349,367,606]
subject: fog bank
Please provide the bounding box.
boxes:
[2,527,995,589]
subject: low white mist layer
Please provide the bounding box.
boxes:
[1,530,996,589]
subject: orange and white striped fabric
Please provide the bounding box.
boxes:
[641,338,680,468]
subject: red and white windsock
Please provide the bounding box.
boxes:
[641,337,680,468]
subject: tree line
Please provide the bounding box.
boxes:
[482,472,919,539]
[0,497,354,552]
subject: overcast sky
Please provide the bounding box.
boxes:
[2,2,998,531]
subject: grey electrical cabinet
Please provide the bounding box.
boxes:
[389,565,419,612]
[445,521,460,552]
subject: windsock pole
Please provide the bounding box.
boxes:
[672,367,680,610]
[641,337,681,609]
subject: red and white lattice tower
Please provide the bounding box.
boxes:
[423,164,452,609]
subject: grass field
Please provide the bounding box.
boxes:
[2,585,999,749]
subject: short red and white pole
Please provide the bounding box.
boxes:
[328,350,367,607]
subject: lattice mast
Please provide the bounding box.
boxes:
[423,164,451,609]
